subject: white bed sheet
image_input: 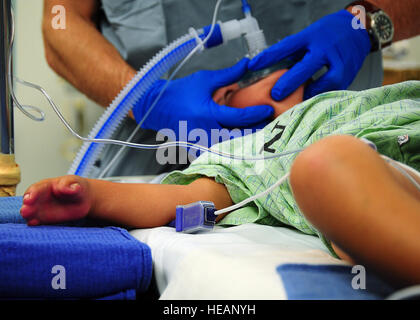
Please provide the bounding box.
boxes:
[130,223,348,300]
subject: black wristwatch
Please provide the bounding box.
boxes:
[348,1,394,51]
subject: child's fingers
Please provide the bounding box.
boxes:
[22,181,50,205]
[21,182,50,221]
[22,191,36,205]
[20,204,36,220]
[52,176,82,199]
[27,218,40,226]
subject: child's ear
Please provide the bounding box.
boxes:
[212,83,239,105]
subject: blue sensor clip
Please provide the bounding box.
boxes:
[175,201,217,233]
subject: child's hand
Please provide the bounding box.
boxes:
[20,175,92,226]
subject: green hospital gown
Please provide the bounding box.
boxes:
[162,81,420,255]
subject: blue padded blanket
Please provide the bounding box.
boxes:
[0,197,153,300]
[277,264,396,300]
[0,196,25,224]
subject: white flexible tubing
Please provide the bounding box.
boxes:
[69,0,224,177]
[214,144,420,216]
[68,34,197,176]
[386,285,420,300]
[214,172,290,215]
[381,155,420,191]
[97,36,204,179]
[8,8,45,121]
[6,0,304,179]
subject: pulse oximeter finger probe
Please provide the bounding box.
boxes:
[173,171,291,233]
[174,201,217,233]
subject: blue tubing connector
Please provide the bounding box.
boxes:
[241,0,251,14]
[200,24,223,48]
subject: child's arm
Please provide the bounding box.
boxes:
[20,175,233,228]
[87,177,233,228]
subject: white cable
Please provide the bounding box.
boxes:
[8,8,45,122]
[213,141,420,216]
[381,155,420,191]
[9,0,301,163]
[97,0,223,178]
[386,285,420,300]
[214,172,290,215]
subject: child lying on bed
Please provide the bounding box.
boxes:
[19,63,420,285]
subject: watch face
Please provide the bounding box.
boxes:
[374,13,394,43]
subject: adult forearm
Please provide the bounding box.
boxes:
[42,2,136,106]
[365,0,420,42]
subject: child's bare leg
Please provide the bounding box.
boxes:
[20,175,233,228]
[289,135,420,285]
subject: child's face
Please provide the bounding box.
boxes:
[213,69,304,119]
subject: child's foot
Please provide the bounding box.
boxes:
[20,175,92,226]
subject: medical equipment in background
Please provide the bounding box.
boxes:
[0,0,20,197]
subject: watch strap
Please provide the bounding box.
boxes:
[347,1,392,51]
[348,1,380,13]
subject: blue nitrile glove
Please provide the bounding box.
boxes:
[249,10,371,100]
[132,58,274,146]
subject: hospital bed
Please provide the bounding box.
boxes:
[115,175,398,300]
[131,223,346,299]
[0,174,403,300]
[130,223,397,300]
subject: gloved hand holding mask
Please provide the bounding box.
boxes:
[249,10,372,100]
[132,58,274,146]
